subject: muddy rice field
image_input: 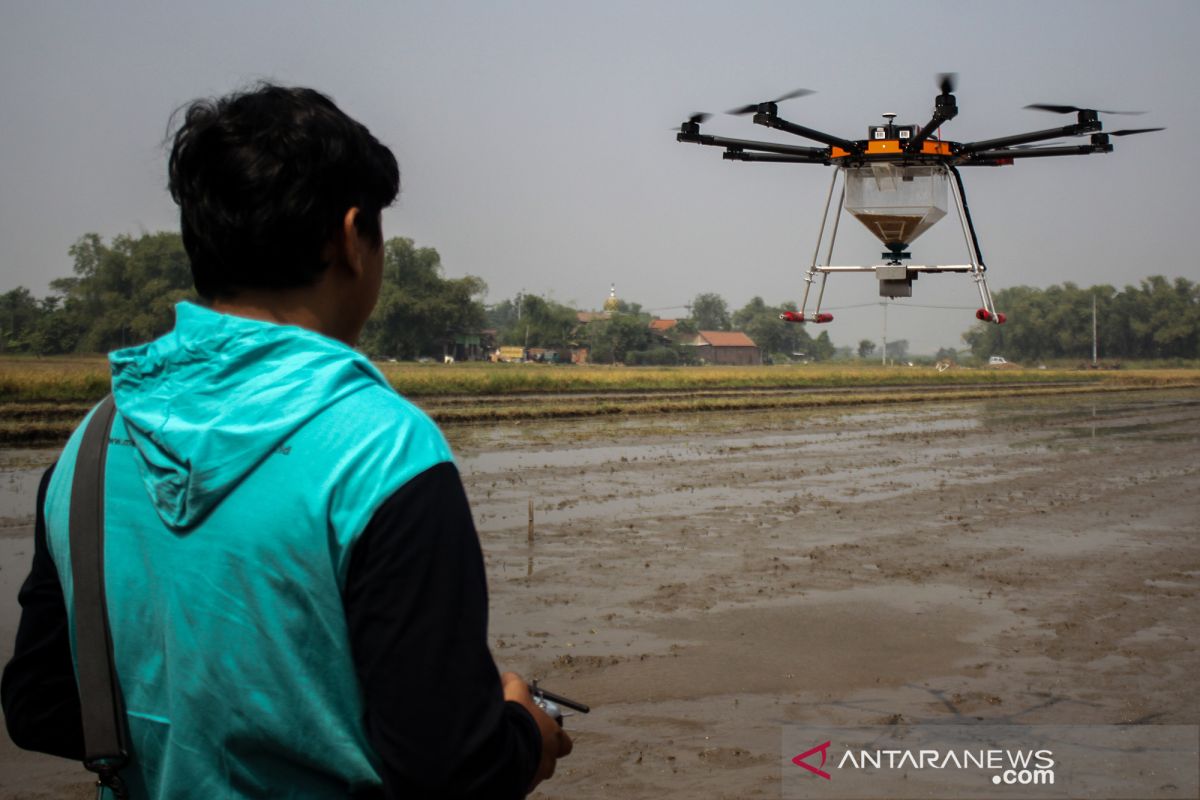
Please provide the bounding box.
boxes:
[1,388,1197,798]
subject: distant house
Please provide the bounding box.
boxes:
[575,310,610,324]
[446,330,492,361]
[649,318,678,334]
[686,330,761,365]
[648,318,679,346]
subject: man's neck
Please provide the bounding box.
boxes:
[210,287,355,346]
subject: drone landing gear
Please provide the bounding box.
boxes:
[947,165,1006,326]
[788,166,1006,325]
[780,310,833,324]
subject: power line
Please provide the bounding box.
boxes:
[819,302,881,311]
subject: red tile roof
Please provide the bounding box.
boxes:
[649,318,678,332]
[696,331,758,348]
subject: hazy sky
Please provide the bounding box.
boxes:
[2,0,1197,354]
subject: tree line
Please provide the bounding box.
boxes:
[0,232,488,360]
[963,278,1199,363]
[3,232,1195,364]
[0,231,837,365]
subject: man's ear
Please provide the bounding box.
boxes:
[338,207,366,278]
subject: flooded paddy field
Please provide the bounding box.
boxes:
[452,388,1200,799]
[0,388,1197,798]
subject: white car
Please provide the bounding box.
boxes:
[989,356,1008,366]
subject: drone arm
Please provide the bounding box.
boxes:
[752,113,859,153]
[677,131,829,159]
[957,121,1100,155]
[968,140,1114,161]
[723,151,829,164]
[906,93,959,152]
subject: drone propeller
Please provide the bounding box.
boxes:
[1025,103,1144,115]
[672,112,712,131]
[938,72,958,95]
[727,88,815,116]
[1106,127,1165,137]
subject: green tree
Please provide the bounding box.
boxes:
[360,237,487,359]
[690,293,730,331]
[29,296,74,355]
[586,313,654,364]
[33,232,195,353]
[494,294,579,348]
[486,298,520,334]
[613,299,644,316]
[811,330,836,361]
[731,296,813,360]
[1133,276,1198,358]
[963,277,1199,362]
[0,287,43,352]
[673,317,698,336]
[858,339,876,359]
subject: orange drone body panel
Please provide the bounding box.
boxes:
[829,140,952,159]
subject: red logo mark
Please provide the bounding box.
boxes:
[792,740,832,780]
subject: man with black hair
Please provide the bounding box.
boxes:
[2,83,571,798]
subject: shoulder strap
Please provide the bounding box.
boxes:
[68,395,131,795]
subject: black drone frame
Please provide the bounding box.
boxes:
[676,81,1161,324]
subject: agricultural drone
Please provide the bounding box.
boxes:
[675,74,1163,325]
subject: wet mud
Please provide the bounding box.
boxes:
[0,389,1197,798]
[452,389,1200,798]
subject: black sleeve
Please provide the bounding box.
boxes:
[1,463,86,759]
[345,461,541,799]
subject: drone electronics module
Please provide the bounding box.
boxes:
[676,74,1163,325]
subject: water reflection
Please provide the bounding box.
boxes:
[454,389,1200,536]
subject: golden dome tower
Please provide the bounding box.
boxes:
[603,283,620,313]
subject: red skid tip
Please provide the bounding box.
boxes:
[976,309,1007,324]
[779,311,834,324]
[976,308,992,322]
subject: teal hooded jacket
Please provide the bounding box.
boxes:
[43,302,459,796]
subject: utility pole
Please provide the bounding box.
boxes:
[881,301,888,366]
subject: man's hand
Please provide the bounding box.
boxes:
[501,671,573,793]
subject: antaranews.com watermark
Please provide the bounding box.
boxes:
[782,724,1198,799]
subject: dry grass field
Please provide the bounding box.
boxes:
[1,355,1198,446]
[0,355,1121,403]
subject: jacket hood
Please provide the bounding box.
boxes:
[109,302,390,531]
